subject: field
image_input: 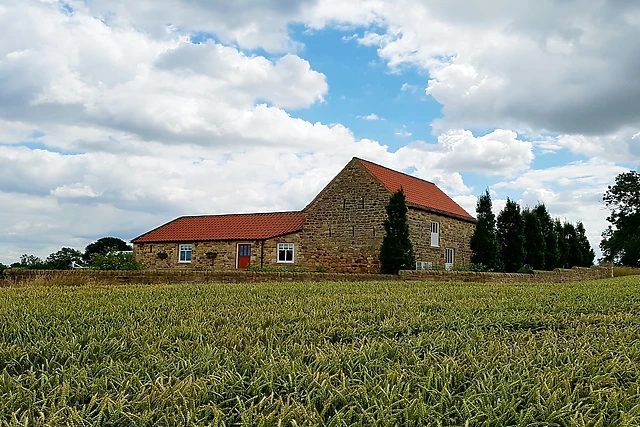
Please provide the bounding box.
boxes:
[1,278,640,426]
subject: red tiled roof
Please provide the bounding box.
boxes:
[132,212,304,243]
[357,158,475,221]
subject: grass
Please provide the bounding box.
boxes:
[1,278,640,426]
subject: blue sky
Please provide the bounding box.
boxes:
[0,0,639,263]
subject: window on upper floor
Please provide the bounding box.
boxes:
[277,243,295,263]
[179,244,192,263]
[430,221,440,247]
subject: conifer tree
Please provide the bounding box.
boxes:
[379,188,415,274]
[554,219,569,268]
[564,222,583,267]
[523,208,546,270]
[533,204,559,270]
[470,190,503,271]
[576,222,595,267]
[496,198,526,272]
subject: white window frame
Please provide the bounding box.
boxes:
[445,248,454,271]
[277,243,295,264]
[178,244,193,263]
[430,221,440,247]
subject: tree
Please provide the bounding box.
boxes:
[0,263,6,274]
[576,222,595,267]
[45,247,83,270]
[469,189,503,271]
[379,188,415,274]
[564,222,583,268]
[90,252,144,271]
[13,254,46,270]
[523,208,546,270]
[600,171,640,266]
[83,237,132,262]
[533,204,559,270]
[496,198,525,272]
[554,219,569,268]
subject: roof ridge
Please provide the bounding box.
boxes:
[176,210,302,219]
[353,157,436,186]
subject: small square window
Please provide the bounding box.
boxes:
[277,243,294,263]
[179,244,192,263]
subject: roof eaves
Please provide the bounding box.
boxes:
[407,203,477,223]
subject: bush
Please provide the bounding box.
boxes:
[90,252,144,271]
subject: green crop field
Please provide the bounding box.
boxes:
[1,278,640,426]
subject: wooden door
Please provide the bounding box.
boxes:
[237,244,251,269]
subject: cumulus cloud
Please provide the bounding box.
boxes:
[0,0,633,263]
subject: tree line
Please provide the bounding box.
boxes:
[0,237,143,273]
[470,191,595,272]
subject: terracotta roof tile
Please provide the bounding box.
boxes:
[132,211,304,243]
[357,158,475,221]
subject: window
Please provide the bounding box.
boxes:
[179,244,192,263]
[277,243,294,263]
[430,221,440,247]
[445,248,455,271]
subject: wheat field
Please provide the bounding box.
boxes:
[1,278,639,426]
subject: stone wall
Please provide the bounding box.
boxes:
[1,265,613,286]
[409,208,475,268]
[1,269,398,286]
[400,265,613,283]
[300,159,390,273]
[134,232,304,270]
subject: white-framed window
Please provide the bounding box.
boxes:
[445,248,454,271]
[277,243,294,263]
[430,221,440,247]
[179,244,192,263]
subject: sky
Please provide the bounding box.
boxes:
[1,0,639,264]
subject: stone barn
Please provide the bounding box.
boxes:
[132,158,476,273]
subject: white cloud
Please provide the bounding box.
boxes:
[395,130,412,137]
[400,83,418,93]
[358,113,383,121]
[0,0,634,264]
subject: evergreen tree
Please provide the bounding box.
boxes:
[554,219,569,268]
[533,204,559,270]
[379,188,415,274]
[523,208,546,270]
[496,198,525,272]
[470,190,503,271]
[564,222,583,267]
[576,222,595,267]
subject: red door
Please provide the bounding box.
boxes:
[237,244,251,269]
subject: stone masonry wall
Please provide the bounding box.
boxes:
[134,232,303,270]
[409,209,476,268]
[400,265,613,283]
[300,160,390,273]
[1,265,612,286]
